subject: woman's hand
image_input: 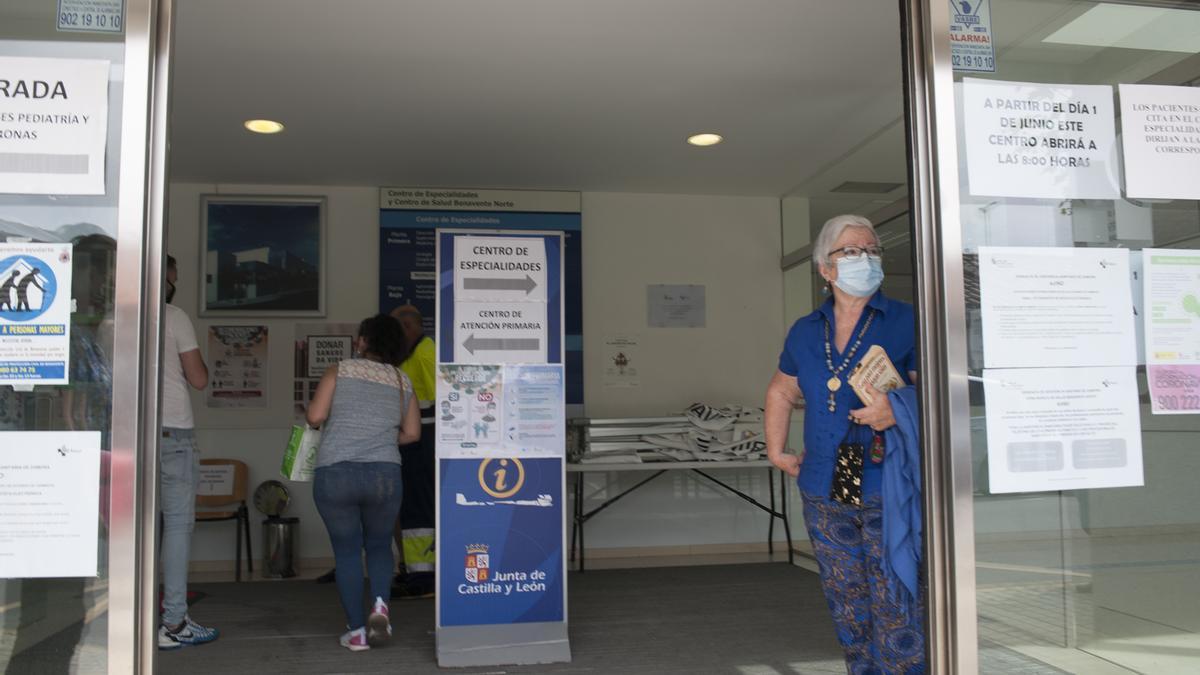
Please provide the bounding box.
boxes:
[768,450,801,478]
[849,384,896,432]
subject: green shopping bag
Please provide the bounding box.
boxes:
[281,425,320,481]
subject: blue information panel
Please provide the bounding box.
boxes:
[439,457,564,626]
[380,210,583,404]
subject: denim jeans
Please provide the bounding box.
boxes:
[160,428,199,627]
[314,461,403,630]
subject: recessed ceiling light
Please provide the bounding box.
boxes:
[244,119,285,134]
[687,133,723,147]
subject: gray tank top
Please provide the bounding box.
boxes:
[316,359,413,467]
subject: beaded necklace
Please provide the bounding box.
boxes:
[822,309,875,413]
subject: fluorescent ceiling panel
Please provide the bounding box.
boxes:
[1043,5,1200,53]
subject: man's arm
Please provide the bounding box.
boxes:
[179,349,208,390]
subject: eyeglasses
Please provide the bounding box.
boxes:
[829,245,884,260]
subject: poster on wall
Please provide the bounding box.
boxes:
[647,284,706,328]
[983,367,1143,493]
[1142,248,1200,415]
[602,335,641,388]
[0,242,73,385]
[962,78,1121,199]
[293,322,357,421]
[0,431,102,577]
[1118,84,1200,201]
[949,0,995,73]
[0,57,109,195]
[439,457,564,626]
[978,246,1136,369]
[379,187,584,405]
[206,325,269,409]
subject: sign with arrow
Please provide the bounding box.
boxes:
[454,236,548,304]
[454,301,548,363]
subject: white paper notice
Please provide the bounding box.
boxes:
[603,335,641,387]
[0,431,102,577]
[0,242,74,385]
[979,247,1136,369]
[1142,248,1200,414]
[197,465,235,496]
[503,364,565,457]
[1119,84,1200,200]
[0,57,109,195]
[962,78,1120,199]
[983,367,1143,493]
[454,301,547,364]
[453,236,547,303]
[647,284,706,328]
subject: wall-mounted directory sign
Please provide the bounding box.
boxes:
[962,78,1120,199]
[1119,84,1200,201]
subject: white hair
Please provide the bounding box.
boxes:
[812,214,878,265]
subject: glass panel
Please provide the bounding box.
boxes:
[1,3,128,671]
[947,1,1200,672]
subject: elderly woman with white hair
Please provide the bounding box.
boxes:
[765,214,924,673]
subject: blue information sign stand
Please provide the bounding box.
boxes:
[434,230,570,667]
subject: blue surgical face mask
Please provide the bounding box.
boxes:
[834,255,884,297]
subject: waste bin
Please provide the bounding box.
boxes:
[262,517,299,578]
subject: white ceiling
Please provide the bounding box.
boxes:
[169,0,909,197]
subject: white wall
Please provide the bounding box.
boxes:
[167,184,793,566]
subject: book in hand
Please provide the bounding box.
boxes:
[848,345,904,405]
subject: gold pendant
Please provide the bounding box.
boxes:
[827,376,841,392]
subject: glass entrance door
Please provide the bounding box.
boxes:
[1,1,165,671]
[934,1,1200,672]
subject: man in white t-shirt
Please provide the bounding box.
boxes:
[158,255,219,649]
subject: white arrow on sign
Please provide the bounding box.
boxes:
[462,334,541,354]
[463,275,538,294]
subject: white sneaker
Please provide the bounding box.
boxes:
[158,616,219,650]
[339,626,370,652]
[366,596,392,646]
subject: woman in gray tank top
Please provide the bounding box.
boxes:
[306,314,420,652]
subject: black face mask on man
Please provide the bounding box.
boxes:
[165,279,176,304]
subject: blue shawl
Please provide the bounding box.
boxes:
[882,386,922,605]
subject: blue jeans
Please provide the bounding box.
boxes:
[314,461,403,630]
[160,428,199,627]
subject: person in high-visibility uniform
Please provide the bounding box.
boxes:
[390,305,437,597]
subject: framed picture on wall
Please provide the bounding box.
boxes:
[199,195,326,316]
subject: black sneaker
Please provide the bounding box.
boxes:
[315,568,336,584]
